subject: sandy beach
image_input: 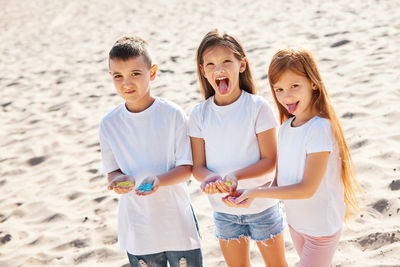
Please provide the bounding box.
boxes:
[1,0,399,266]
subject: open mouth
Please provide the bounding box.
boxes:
[286,102,299,114]
[215,77,229,95]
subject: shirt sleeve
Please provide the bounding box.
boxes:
[255,98,279,134]
[99,122,120,174]
[306,119,333,154]
[175,109,193,167]
[188,104,203,138]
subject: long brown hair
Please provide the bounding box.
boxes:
[268,47,359,219]
[196,29,257,99]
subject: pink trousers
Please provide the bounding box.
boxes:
[289,225,342,267]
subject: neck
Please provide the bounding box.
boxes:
[125,96,155,113]
[214,88,242,106]
[292,109,317,127]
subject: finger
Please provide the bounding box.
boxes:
[225,198,236,207]
[114,188,123,194]
[206,183,213,193]
[237,199,249,207]
[215,181,228,192]
[205,185,212,194]
[234,196,245,203]
[139,190,153,196]
[222,198,233,207]
[236,197,248,205]
[212,183,219,194]
[135,190,145,196]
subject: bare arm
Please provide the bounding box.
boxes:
[190,136,215,182]
[157,165,192,186]
[253,151,330,199]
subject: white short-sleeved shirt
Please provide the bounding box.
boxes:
[277,116,345,236]
[189,91,279,215]
[99,98,201,255]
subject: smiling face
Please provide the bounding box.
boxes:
[273,70,317,126]
[201,46,246,105]
[109,55,157,112]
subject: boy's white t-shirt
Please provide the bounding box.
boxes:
[99,98,201,255]
[188,91,279,215]
[277,116,345,236]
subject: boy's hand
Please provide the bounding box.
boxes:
[108,175,135,194]
[222,189,254,208]
[135,176,160,196]
[200,174,223,194]
[216,173,238,193]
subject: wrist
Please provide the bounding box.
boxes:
[204,172,219,180]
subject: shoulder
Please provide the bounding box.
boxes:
[279,117,294,132]
[243,91,273,109]
[306,117,334,142]
[189,98,211,117]
[156,97,186,116]
[100,103,124,126]
[309,116,332,131]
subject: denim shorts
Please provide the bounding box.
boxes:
[213,203,285,242]
[127,249,202,267]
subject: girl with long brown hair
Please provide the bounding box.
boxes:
[189,30,288,267]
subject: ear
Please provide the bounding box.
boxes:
[312,83,317,90]
[150,64,158,81]
[239,57,247,73]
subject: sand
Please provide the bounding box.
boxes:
[1,0,399,266]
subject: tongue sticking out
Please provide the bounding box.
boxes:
[217,79,229,95]
[287,102,298,114]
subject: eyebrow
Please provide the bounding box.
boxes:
[111,69,143,75]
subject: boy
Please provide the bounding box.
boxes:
[99,36,202,267]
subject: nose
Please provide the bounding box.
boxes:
[123,77,133,88]
[214,64,225,74]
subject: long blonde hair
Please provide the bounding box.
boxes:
[268,47,359,219]
[196,29,257,99]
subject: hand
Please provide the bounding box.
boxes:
[135,176,160,196]
[200,173,223,194]
[108,175,135,194]
[221,189,255,208]
[216,173,238,193]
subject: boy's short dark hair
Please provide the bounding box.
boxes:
[109,36,152,68]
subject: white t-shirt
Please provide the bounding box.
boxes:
[189,91,279,215]
[277,116,345,236]
[99,98,201,255]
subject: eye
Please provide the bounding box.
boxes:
[131,72,140,77]
[113,74,122,79]
[205,62,214,67]
[274,88,283,92]
[223,59,232,63]
[291,84,299,88]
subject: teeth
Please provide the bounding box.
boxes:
[216,77,227,80]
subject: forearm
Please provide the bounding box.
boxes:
[107,169,124,183]
[192,165,215,182]
[233,157,276,181]
[253,183,315,199]
[157,165,192,186]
